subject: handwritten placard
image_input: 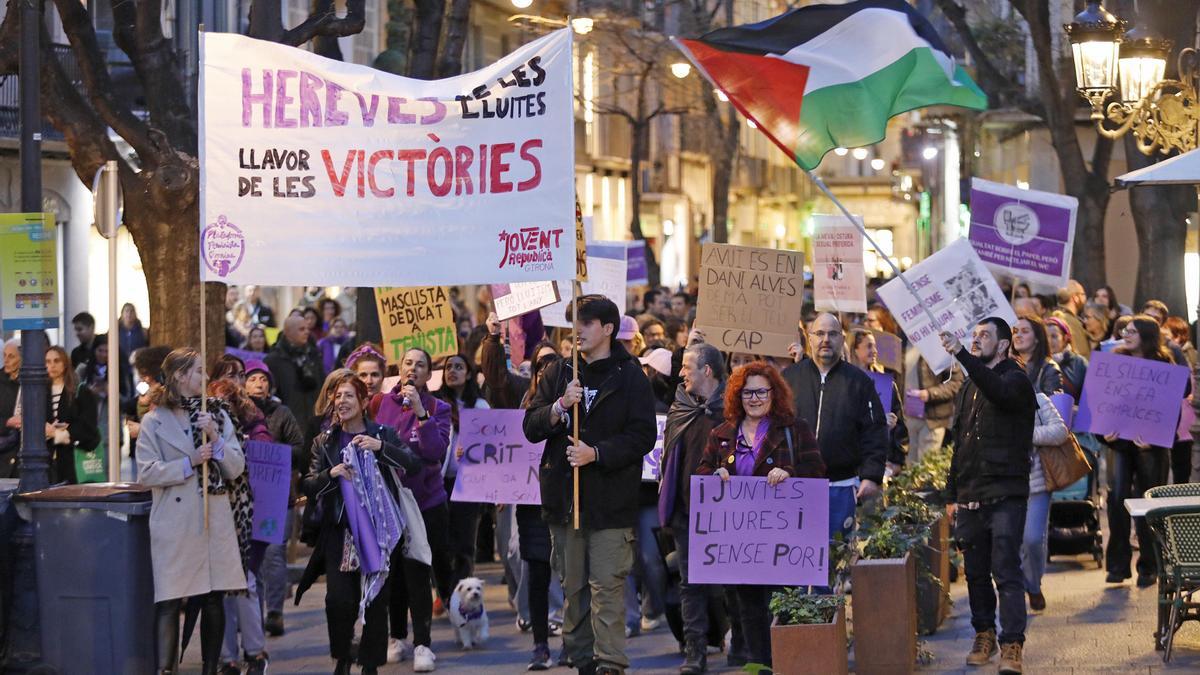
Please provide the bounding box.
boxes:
[451,409,544,505]
[642,414,667,481]
[375,286,458,363]
[687,476,829,586]
[1073,351,1190,448]
[244,440,292,545]
[868,371,894,416]
[694,244,804,357]
[491,281,560,321]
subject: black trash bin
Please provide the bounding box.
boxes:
[17,482,155,675]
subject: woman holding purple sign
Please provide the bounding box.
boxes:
[1104,316,1189,588]
[300,369,423,675]
[848,328,908,475]
[697,361,825,668]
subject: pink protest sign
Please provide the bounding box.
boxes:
[1073,351,1190,449]
[451,409,544,505]
[687,476,829,586]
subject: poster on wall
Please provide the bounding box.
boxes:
[812,214,867,314]
[0,213,59,331]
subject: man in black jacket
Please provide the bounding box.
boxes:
[782,313,888,544]
[264,314,324,432]
[941,318,1035,675]
[659,342,725,674]
[524,295,657,675]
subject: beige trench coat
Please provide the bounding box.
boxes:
[136,406,247,602]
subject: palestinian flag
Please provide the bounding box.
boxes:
[674,0,987,169]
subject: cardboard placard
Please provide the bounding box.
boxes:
[244,440,292,545]
[491,281,561,322]
[375,286,458,363]
[694,244,804,357]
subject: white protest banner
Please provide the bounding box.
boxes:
[451,409,544,505]
[812,214,867,314]
[968,178,1077,289]
[694,244,803,357]
[491,281,561,321]
[541,242,628,328]
[199,30,574,286]
[876,239,1016,375]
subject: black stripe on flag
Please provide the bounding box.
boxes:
[691,0,951,59]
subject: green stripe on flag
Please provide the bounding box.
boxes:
[792,47,986,170]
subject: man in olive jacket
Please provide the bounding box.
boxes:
[941,318,1035,675]
[524,295,657,675]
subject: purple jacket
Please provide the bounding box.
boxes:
[373,387,452,511]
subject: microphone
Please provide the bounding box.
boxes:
[402,379,416,408]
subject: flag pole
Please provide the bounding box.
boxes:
[571,280,581,530]
[803,169,942,331]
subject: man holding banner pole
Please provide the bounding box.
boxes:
[523,295,656,675]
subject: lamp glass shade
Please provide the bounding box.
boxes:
[1118,54,1166,103]
[1072,39,1120,92]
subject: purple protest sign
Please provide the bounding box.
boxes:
[243,440,291,545]
[968,178,1078,289]
[687,476,829,586]
[642,414,667,481]
[626,241,648,285]
[225,346,267,364]
[868,371,893,416]
[1073,351,1191,448]
[452,409,544,505]
[871,330,903,374]
[1050,392,1074,427]
[903,392,925,419]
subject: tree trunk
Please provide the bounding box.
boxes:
[710,107,738,244]
[409,0,445,80]
[1125,138,1191,311]
[628,117,661,287]
[438,0,471,77]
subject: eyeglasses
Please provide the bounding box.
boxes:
[808,330,842,340]
[741,387,772,400]
[1121,326,1138,337]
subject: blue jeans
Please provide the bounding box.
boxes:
[222,571,266,661]
[624,505,667,628]
[1021,491,1051,595]
[260,508,293,614]
[956,497,1028,645]
[829,484,857,545]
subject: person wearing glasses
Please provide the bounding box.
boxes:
[782,312,889,544]
[697,361,825,669]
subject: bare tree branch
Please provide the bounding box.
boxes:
[281,0,366,47]
[932,0,1040,115]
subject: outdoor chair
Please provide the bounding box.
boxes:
[1145,483,1200,499]
[1144,504,1200,662]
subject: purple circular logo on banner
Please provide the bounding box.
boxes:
[202,215,245,278]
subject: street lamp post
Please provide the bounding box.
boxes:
[1067,1,1200,482]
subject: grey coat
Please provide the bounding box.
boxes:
[136,406,248,602]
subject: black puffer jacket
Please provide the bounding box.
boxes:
[945,349,1037,504]
[783,359,889,484]
[523,342,657,530]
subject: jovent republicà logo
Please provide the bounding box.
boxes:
[497,226,564,272]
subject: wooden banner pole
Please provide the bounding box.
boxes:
[571,280,581,531]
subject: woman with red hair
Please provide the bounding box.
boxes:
[696,360,825,668]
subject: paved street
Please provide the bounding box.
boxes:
[179,539,1200,674]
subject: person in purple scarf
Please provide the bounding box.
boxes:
[300,370,423,675]
[370,347,451,671]
[697,361,825,670]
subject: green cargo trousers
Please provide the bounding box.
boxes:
[548,525,635,670]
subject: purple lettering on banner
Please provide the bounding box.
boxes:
[244,440,292,545]
[1072,351,1190,448]
[1050,392,1075,427]
[868,371,893,416]
[642,414,667,481]
[451,409,544,505]
[687,476,829,586]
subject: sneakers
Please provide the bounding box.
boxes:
[527,642,553,671]
[556,643,572,667]
[1028,592,1046,611]
[516,617,533,633]
[548,620,562,637]
[640,614,663,632]
[624,624,640,639]
[244,654,268,675]
[386,638,411,664]
[413,645,437,672]
[679,640,707,674]
[965,629,997,666]
[264,611,284,637]
[998,642,1023,674]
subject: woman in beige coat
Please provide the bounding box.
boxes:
[136,348,247,675]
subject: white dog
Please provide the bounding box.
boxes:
[449,576,489,650]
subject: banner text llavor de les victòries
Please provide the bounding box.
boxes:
[199,30,575,287]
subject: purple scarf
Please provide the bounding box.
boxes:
[735,420,769,476]
[338,441,404,620]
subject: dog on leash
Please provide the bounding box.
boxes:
[449,577,489,650]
